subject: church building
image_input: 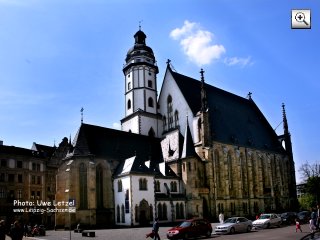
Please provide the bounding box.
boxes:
[54,28,297,228]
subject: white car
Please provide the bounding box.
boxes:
[215,217,252,234]
[252,213,282,229]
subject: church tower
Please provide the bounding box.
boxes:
[121,28,162,137]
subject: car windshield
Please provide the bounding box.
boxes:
[224,218,237,223]
[259,214,271,219]
[179,221,192,228]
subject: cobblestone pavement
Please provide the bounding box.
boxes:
[5,223,313,240]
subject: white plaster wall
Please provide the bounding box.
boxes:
[114,176,132,225]
[122,116,139,134]
[158,70,194,139]
[140,115,160,137]
[133,89,145,111]
[131,175,155,224]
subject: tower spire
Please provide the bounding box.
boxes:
[200,68,207,112]
[282,103,289,135]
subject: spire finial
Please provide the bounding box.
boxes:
[247,92,252,100]
[166,59,171,65]
[80,107,84,124]
[282,103,289,134]
[200,68,205,83]
[200,68,207,111]
[139,20,143,30]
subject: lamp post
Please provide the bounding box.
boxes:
[65,159,73,240]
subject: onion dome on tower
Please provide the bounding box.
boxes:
[123,29,158,74]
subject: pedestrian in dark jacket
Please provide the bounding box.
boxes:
[10,221,24,240]
[152,217,160,240]
[0,220,6,240]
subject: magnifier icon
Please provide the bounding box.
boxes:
[295,12,308,25]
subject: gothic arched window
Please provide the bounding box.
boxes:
[148,128,155,137]
[117,205,120,223]
[79,163,88,209]
[167,95,173,129]
[96,165,103,208]
[163,116,167,132]
[139,178,147,190]
[121,204,125,223]
[127,99,131,110]
[118,180,123,192]
[155,180,160,192]
[174,110,179,128]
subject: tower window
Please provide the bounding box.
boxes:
[148,80,152,88]
[128,82,131,90]
[148,97,154,108]
[127,99,131,110]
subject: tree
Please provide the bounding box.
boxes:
[299,162,320,205]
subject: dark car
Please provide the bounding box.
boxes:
[281,212,297,225]
[167,218,212,239]
[297,211,311,224]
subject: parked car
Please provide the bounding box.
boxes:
[297,211,311,224]
[215,217,253,234]
[252,213,282,228]
[167,218,212,239]
[281,212,297,225]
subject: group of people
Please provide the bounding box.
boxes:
[296,203,320,233]
[0,220,24,240]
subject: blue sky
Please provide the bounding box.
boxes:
[0,0,318,183]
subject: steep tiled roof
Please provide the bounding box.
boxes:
[181,121,200,159]
[169,67,284,153]
[0,145,46,158]
[32,142,56,158]
[70,123,163,160]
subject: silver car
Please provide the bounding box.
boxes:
[215,217,253,234]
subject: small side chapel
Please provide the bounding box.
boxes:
[54,28,297,228]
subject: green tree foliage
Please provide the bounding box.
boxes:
[299,162,320,206]
[299,194,315,211]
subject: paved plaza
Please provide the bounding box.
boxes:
[5,223,313,240]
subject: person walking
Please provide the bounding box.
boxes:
[219,212,224,224]
[309,218,316,233]
[0,220,6,240]
[295,218,302,233]
[10,221,24,240]
[152,217,160,240]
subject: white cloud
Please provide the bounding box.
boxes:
[170,20,226,66]
[224,56,253,67]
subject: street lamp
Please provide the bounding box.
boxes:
[65,159,73,240]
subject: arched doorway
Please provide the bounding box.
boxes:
[139,199,150,226]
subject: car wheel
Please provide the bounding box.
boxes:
[230,227,235,234]
[183,233,189,240]
[267,223,270,229]
[247,225,252,232]
[205,230,212,237]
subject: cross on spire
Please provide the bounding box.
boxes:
[80,107,84,124]
[139,20,143,30]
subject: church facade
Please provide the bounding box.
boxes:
[54,29,297,228]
